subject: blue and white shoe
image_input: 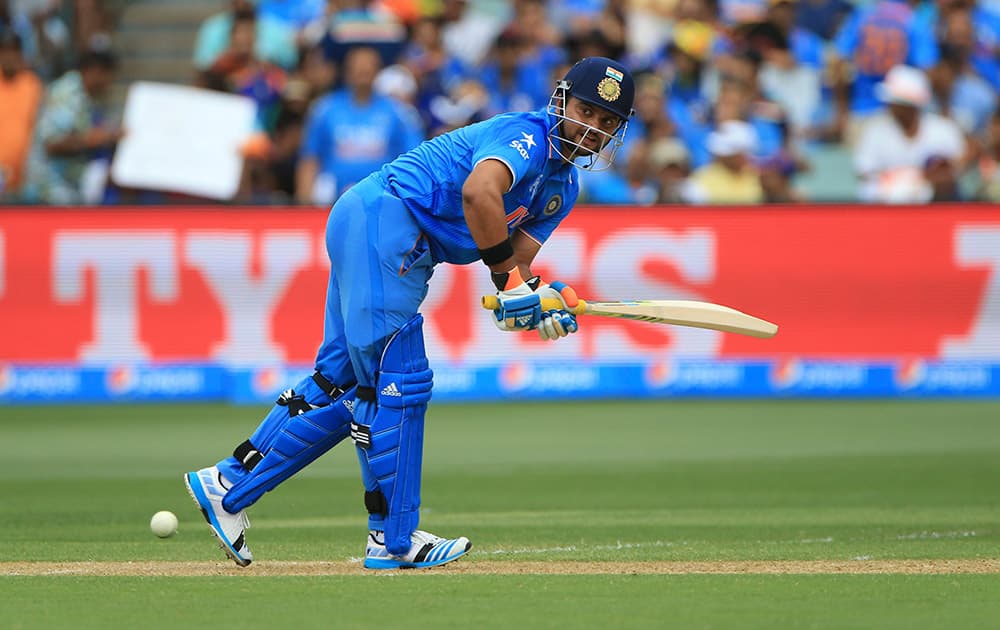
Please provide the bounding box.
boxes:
[184,466,253,567]
[364,529,471,570]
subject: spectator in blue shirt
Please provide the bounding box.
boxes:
[194,0,299,71]
[296,46,424,204]
[831,0,939,143]
[479,26,552,117]
[928,44,996,138]
[934,3,1000,90]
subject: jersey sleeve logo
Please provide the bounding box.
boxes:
[509,132,536,160]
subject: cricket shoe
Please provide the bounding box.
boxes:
[364,529,471,570]
[184,466,253,567]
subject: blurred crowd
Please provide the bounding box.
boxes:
[3,0,1000,205]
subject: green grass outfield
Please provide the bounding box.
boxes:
[1,399,999,629]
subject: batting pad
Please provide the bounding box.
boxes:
[360,314,433,556]
[221,384,357,513]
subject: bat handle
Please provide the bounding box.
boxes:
[480,295,587,314]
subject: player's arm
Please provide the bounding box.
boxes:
[463,161,577,338]
[462,158,516,273]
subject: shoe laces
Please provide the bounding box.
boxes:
[411,530,444,546]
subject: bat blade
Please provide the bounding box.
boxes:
[584,300,779,338]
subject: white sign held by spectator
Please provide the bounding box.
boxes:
[111,82,257,200]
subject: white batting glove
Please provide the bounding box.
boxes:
[533,281,580,341]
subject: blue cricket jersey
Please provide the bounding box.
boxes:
[834,0,938,113]
[378,108,579,265]
[301,89,423,197]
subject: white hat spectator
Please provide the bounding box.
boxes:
[649,138,691,168]
[875,65,931,108]
[374,64,418,102]
[707,120,758,157]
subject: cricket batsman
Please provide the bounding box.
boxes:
[184,57,636,569]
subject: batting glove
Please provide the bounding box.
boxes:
[491,268,543,332]
[534,280,580,341]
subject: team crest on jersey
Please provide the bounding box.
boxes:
[543,194,562,216]
[597,77,621,102]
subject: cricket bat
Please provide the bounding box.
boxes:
[481,296,778,339]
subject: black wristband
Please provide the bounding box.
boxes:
[478,238,514,267]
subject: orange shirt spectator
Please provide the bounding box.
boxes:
[0,31,42,197]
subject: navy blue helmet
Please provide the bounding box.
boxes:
[547,57,635,171]
[561,57,636,122]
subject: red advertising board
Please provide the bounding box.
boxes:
[1,205,998,365]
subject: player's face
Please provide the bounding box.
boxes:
[559,96,623,157]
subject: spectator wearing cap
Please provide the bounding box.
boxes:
[648,136,692,203]
[682,120,764,204]
[24,49,121,204]
[0,31,42,200]
[758,150,803,202]
[296,46,423,204]
[853,65,967,203]
[194,0,298,72]
[830,0,939,144]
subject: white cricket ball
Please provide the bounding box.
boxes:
[150,510,178,538]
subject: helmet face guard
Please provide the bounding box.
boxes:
[545,57,635,172]
[546,82,630,171]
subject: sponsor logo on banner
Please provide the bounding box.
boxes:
[894,359,926,390]
[897,362,993,393]
[771,360,868,392]
[0,366,81,397]
[771,359,802,389]
[0,365,13,394]
[106,365,206,396]
[498,363,598,394]
[107,365,137,394]
[643,361,673,388]
[432,367,476,394]
[529,365,599,392]
[253,367,285,396]
[669,362,745,390]
[499,362,531,392]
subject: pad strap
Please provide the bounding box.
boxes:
[233,440,263,472]
[312,371,347,399]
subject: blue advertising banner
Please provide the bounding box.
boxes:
[1,361,996,404]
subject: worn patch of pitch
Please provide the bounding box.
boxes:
[3,559,1000,577]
